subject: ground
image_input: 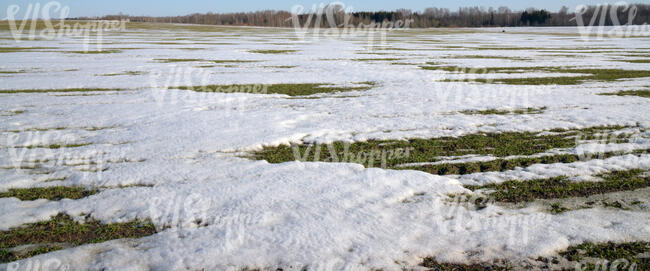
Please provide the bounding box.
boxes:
[0,23,649,270]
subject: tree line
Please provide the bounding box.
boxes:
[76,4,650,28]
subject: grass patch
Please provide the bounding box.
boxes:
[213,60,260,64]
[0,214,156,263]
[466,169,650,202]
[154,58,204,63]
[599,90,650,98]
[617,59,650,63]
[65,50,122,54]
[263,65,296,69]
[249,49,297,54]
[460,107,546,115]
[560,241,649,270]
[421,64,547,74]
[98,71,147,76]
[0,88,123,94]
[175,82,375,96]
[426,65,650,85]
[249,125,630,169]
[442,55,531,61]
[0,187,98,201]
[15,143,91,149]
[402,148,648,176]
[488,69,650,85]
[0,70,26,74]
[421,258,504,270]
[352,58,403,61]
[420,241,649,270]
[0,47,58,53]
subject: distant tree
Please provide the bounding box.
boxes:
[520,9,551,25]
[86,4,650,28]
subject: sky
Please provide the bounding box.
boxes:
[2,0,650,19]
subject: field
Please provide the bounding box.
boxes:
[1,22,649,270]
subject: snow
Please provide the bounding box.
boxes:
[1,25,649,270]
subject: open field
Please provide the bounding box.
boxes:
[1,23,649,270]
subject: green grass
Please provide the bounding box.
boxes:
[466,169,650,202]
[98,71,147,76]
[154,59,259,64]
[422,64,548,74]
[0,214,156,263]
[0,47,58,53]
[175,82,375,96]
[17,143,92,149]
[460,107,546,115]
[249,49,297,54]
[484,69,650,85]
[0,88,124,94]
[212,60,260,64]
[0,187,98,201]
[1,109,25,116]
[599,90,650,98]
[0,70,26,74]
[420,241,649,270]
[65,50,122,54]
[154,58,204,63]
[421,258,504,270]
[560,242,649,271]
[352,58,403,61]
[402,149,648,176]
[263,65,296,69]
[617,59,650,63]
[426,66,650,85]
[442,55,531,61]
[0,245,63,264]
[249,125,631,169]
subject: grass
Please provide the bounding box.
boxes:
[599,90,650,98]
[425,65,650,85]
[0,187,98,201]
[482,69,650,85]
[560,242,649,270]
[460,107,546,115]
[422,64,550,74]
[0,47,58,53]
[442,55,531,61]
[154,58,204,63]
[421,258,505,270]
[249,125,631,169]
[154,59,259,64]
[16,143,92,149]
[401,148,649,176]
[212,60,260,64]
[421,241,649,270]
[99,71,147,76]
[249,49,297,54]
[352,58,404,61]
[0,214,156,263]
[263,65,296,69]
[617,59,650,64]
[65,49,122,54]
[466,169,650,203]
[0,88,124,94]
[0,70,26,74]
[175,82,375,96]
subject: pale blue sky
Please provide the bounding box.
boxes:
[2,0,649,18]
